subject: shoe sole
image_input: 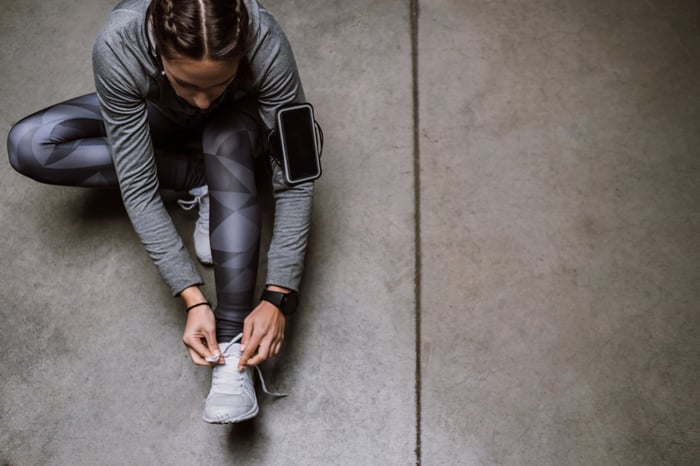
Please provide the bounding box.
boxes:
[202,403,259,424]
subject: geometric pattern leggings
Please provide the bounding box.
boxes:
[7,93,259,341]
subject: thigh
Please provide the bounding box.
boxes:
[202,109,259,166]
[7,93,116,186]
[7,93,207,189]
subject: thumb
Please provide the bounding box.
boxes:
[203,332,221,363]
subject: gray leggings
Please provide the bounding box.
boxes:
[7,93,260,341]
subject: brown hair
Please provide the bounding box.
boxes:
[148,0,249,61]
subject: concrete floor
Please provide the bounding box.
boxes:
[1,0,698,465]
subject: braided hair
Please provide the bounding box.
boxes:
[148,0,249,61]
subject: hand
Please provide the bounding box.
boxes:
[239,300,286,370]
[182,304,222,366]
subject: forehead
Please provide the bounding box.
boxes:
[163,56,239,87]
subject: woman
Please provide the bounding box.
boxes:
[7,0,314,424]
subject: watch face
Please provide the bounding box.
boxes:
[285,293,298,314]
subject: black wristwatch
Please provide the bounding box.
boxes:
[260,289,298,315]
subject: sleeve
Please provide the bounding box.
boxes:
[248,11,315,292]
[92,30,203,296]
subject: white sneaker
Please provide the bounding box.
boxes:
[202,334,287,424]
[177,185,212,265]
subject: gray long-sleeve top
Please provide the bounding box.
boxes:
[92,0,313,295]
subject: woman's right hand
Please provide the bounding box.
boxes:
[182,304,222,366]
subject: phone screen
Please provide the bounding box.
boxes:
[279,105,321,183]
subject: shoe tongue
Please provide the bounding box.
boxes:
[219,341,242,358]
[212,359,247,395]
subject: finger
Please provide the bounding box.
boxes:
[238,337,258,370]
[203,332,221,363]
[244,353,266,367]
[274,330,284,351]
[184,336,212,361]
[246,337,275,366]
[238,333,262,370]
[261,339,274,360]
[187,347,210,366]
[272,340,282,356]
[240,318,255,353]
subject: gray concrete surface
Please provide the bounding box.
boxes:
[1,0,698,465]
[419,1,700,465]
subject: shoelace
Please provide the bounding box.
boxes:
[177,191,208,223]
[215,335,288,398]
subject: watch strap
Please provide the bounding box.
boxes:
[260,289,298,315]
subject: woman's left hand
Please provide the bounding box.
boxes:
[238,299,286,370]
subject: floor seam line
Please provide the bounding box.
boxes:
[411,0,422,465]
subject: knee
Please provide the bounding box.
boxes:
[7,116,38,178]
[7,114,65,184]
[202,113,258,164]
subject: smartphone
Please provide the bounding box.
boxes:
[276,103,322,184]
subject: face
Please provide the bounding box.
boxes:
[161,56,239,110]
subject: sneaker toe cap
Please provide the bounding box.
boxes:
[203,393,257,423]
